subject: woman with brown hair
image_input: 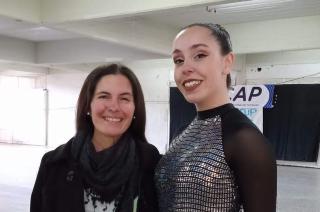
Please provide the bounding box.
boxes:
[31,64,160,212]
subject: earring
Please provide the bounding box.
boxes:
[133,115,136,119]
[87,112,90,116]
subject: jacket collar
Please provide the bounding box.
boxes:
[44,137,76,165]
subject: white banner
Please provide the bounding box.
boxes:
[229,85,274,132]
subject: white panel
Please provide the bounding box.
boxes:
[226,15,320,53]
[127,59,172,102]
[46,70,87,146]
[0,0,40,22]
[246,77,320,85]
[1,26,82,42]
[246,63,320,80]
[233,54,247,85]
[0,88,46,145]
[36,38,167,64]
[246,49,320,66]
[54,18,176,55]
[47,108,76,148]
[145,102,169,154]
[0,35,36,63]
[46,70,88,109]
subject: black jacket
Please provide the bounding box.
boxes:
[30,137,161,212]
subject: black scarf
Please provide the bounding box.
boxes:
[71,131,140,212]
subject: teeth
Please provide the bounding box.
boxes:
[105,117,121,122]
[184,80,200,88]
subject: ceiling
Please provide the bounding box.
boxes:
[0,0,319,70]
[0,0,319,41]
[0,15,82,41]
[141,0,320,27]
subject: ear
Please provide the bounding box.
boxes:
[222,52,235,75]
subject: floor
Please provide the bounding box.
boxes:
[0,143,319,212]
[277,165,320,211]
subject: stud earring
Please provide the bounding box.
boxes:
[87,112,90,116]
[133,115,136,119]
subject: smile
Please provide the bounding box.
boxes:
[183,80,201,88]
[104,117,122,122]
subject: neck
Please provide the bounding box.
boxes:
[92,132,120,152]
[196,92,230,111]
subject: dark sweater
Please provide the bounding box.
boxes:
[30,136,161,212]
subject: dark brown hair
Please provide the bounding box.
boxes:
[76,63,147,142]
[182,23,233,89]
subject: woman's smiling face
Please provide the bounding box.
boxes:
[90,74,135,141]
[172,26,234,111]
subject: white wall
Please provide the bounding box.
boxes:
[46,69,88,147]
[36,38,167,64]
[226,15,320,54]
[244,49,320,84]
[0,0,40,23]
[0,35,36,63]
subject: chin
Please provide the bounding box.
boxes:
[102,130,125,138]
[184,96,199,105]
[182,92,198,102]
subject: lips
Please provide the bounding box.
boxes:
[103,116,122,122]
[182,79,202,90]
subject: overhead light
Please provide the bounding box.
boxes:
[206,0,295,14]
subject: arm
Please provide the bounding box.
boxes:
[30,154,48,212]
[137,143,161,212]
[225,127,277,212]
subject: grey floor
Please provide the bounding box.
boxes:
[277,165,320,212]
[0,143,320,212]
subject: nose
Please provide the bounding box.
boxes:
[107,98,120,112]
[181,59,194,75]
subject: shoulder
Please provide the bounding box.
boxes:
[40,138,74,166]
[222,107,259,134]
[221,106,264,146]
[136,142,161,172]
[221,107,274,162]
[221,107,265,146]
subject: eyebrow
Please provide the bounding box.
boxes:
[172,43,209,55]
[96,91,133,96]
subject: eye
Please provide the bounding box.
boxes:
[173,57,184,65]
[120,97,130,102]
[119,95,133,102]
[98,95,107,99]
[97,93,111,100]
[194,53,207,60]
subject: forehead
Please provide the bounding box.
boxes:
[173,26,216,48]
[95,74,132,91]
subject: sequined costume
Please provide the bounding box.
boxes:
[155,103,276,212]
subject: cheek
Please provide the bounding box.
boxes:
[174,68,181,82]
[90,101,105,115]
[123,104,135,117]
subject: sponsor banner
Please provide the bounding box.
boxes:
[229,85,274,108]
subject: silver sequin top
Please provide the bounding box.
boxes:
[155,115,241,212]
